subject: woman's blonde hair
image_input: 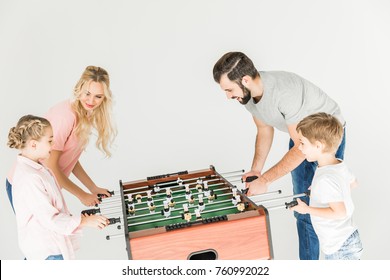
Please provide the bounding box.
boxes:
[8,115,51,149]
[72,66,117,157]
[296,112,343,153]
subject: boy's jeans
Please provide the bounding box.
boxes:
[325,230,363,260]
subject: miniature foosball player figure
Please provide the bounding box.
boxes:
[185,184,191,199]
[207,189,217,203]
[128,205,136,216]
[194,208,202,220]
[203,181,210,197]
[196,178,203,192]
[135,194,142,203]
[153,184,160,193]
[198,194,205,212]
[165,188,172,202]
[168,198,175,209]
[188,194,195,206]
[231,188,240,206]
[181,203,192,222]
[236,202,246,212]
[161,200,171,218]
[149,202,156,214]
[127,194,135,210]
[177,178,184,187]
[146,190,154,206]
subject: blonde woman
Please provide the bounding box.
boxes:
[6,66,116,210]
[7,115,108,260]
[43,66,117,207]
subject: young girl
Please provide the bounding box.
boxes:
[44,66,117,207]
[8,115,109,260]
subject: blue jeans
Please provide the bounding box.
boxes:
[6,179,15,213]
[325,230,363,260]
[289,128,346,260]
[45,254,64,260]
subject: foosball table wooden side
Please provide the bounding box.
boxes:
[128,213,272,260]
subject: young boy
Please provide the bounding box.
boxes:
[291,112,363,260]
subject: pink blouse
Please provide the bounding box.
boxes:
[12,155,82,259]
[45,100,83,177]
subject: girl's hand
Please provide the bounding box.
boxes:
[81,214,109,229]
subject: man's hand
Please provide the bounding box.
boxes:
[242,170,261,185]
[246,176,269,196]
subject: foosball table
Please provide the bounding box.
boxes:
[103,165,273,260]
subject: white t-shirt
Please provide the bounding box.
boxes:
[310,160,357,254]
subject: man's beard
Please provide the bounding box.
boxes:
[239,87,251,105]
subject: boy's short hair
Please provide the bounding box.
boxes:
[296,112,344,153]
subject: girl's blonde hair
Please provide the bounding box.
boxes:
[72,66,117,157]
[8,115,51,149]
[296,112,343,153]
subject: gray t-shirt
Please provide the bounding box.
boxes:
[244,71,344,132]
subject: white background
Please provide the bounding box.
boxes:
[0,0,389,260]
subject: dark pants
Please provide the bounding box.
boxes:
[289,128,346,260]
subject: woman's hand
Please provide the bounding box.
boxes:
[90,186,112,198]
[79,192,101,207]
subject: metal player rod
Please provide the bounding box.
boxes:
[120,171,244,195]
[92,190,236,215]
[127,195,234,219]
[99,204,123,211]
[153,175,220,188]
[252,192,308,205]
[220,169,245,175]
[99,195,121,201]
[127,190,233,213]
[123,183,236,208]
[244,190,282,200]
[105,233,124,240]
[98,198,124,206]
[120,169,244,196]
[149,174,222,187]
[222,174,246,179]
[266,205,291,211]
[102,210,124,216]
[99,196,129,206]
[98,187,232,213]
[128,205,237,227]
[229,179,244,183]
[122,174,220,193]
[123,177,222,195]
[122,180,246,210]
[148,185,229,204]
[122,176,244,198]
[123,180,228,197]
